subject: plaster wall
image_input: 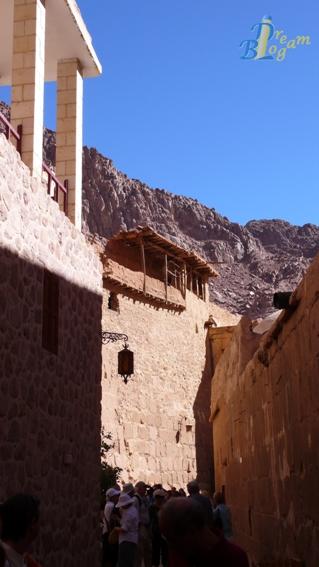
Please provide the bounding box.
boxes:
[211,255,319,567]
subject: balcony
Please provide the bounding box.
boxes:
[101,226,218,311]
[104,258,186,311]
[0,109,68,214]
[0,109,22,156]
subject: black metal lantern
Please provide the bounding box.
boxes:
[118,344,134,384]
[102,332,134,384]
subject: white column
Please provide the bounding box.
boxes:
[11,0,46,178]
[56,59,83,229]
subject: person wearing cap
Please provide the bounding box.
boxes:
[102,488,121,567]
[149,489,168,567]
[134,482,152,567]
[115,493,139,567]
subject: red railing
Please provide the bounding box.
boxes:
[0,111,68,215]
[43,163,68,215]
[0,110,22,155]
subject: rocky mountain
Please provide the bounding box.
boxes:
[81,147,319,317]
[1,101,318,317]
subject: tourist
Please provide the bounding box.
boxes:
[187,480,214,526]
[149,489,168,567]
[134,481,152,567]
[102,487,121,567]
[146,486,154,505]
[0,494,42,567]
[122,483,135,498]
[115,492,139,567]
[213,491,233,540]
[160,497,249,567]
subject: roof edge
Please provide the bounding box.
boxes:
[110,226,219,278]
[66,0,102,77]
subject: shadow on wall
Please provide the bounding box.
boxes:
[0,246,102,567]
[193,332,214,490]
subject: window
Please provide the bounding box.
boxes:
[108,292,119,312]
[167,260,183,290]
[42,270,59,354]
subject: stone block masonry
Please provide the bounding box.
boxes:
[0,134,103,567]
[101,283,236,490]
[11,0,46,178]
[211,253,319,567]
[56,58,83,229]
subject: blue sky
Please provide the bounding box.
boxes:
[2,1,319,225]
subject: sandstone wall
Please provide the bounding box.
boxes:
[211,254,319,567]
[101,283,236,490]
[0,135,103,567]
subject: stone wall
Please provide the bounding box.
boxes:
[211,254,319,567]
[0,135,103,567]
[102,277,239,490]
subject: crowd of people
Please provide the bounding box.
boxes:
[0,483,249,566]
[101,479,250,567]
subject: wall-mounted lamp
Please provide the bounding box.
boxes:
[102,332,134,384]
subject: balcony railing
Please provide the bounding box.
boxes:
[0,110,68,215]
[42,163,68,215]
[0,110,22,155]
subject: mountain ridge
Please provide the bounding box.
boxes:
[1,100,318,317]
[81,146,319,317]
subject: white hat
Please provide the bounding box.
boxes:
[106,488,121,499]
[116,492,136,509]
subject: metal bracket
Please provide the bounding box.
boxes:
[102,332,129,345]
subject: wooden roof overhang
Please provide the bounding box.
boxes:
[112,226,219,278]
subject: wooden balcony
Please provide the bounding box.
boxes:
[103,258,186,311]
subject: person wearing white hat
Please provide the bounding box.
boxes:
[122,483,135,497]
[115,492,139,567]
[102,488,121,567]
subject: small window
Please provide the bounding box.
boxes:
[186,425,192,433]
[108,292,119,312]
[42,270,59,355]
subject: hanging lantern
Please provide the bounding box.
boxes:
[118,343,134,384]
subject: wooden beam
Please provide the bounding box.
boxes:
[183,263,187,298]
[164,254,168,301]
[139,238,146,293]
[143,240,185,265]
[113,228,217,276]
